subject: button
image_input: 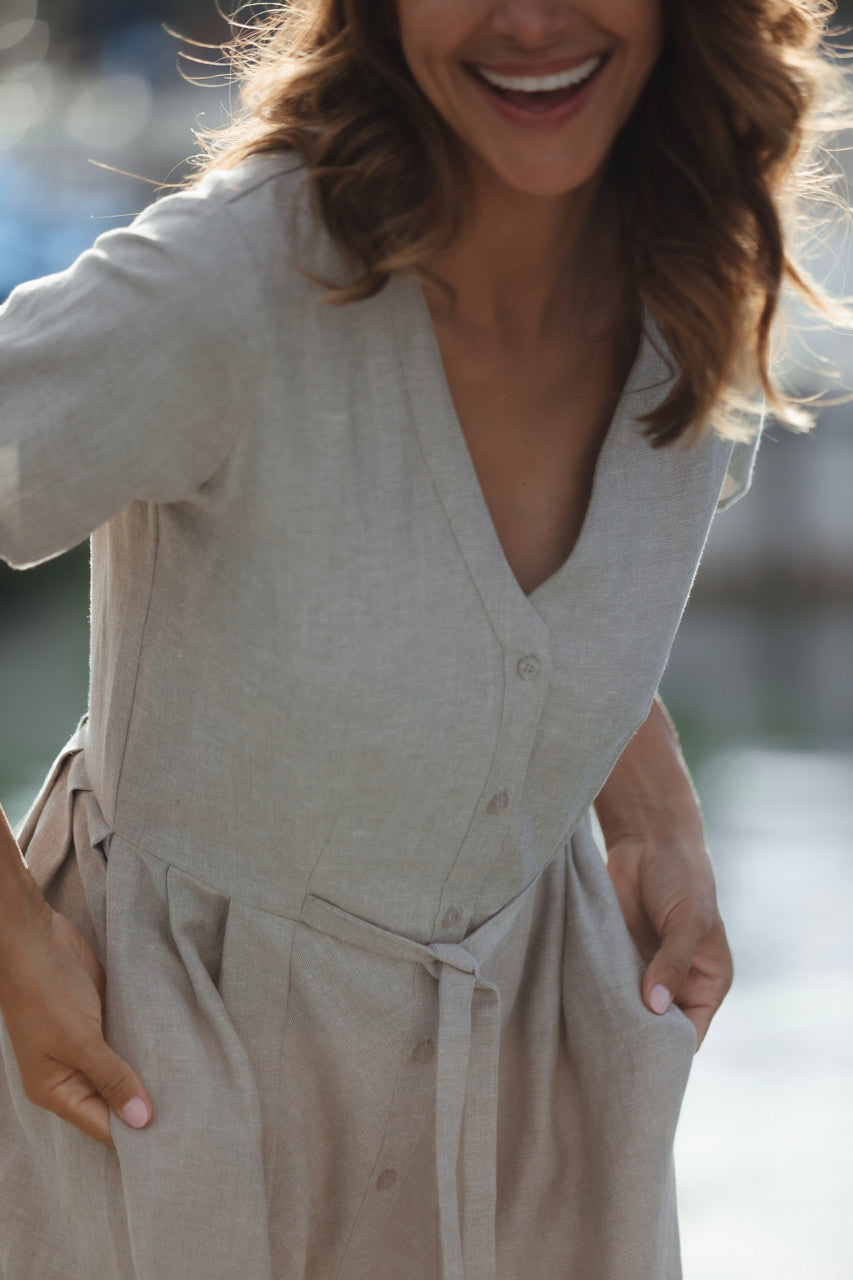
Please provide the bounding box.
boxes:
[441,905,461,929]
[412,1039,435,1063]
[376,1168,397,1190]
[517,654,541,680]
[486,791,509,815]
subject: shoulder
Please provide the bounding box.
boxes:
[157,153,310,240]
[129,154,333,291]
[28,153,331,356]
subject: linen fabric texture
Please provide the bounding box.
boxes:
[0,158,756,1280]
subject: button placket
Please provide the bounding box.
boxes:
[336,970,438,1280]
[430,625,551,941]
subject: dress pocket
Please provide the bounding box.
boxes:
[565,812,697,1066]
[164,859,298,1191]
[95,848,285,1279]
[555,812,694,1278]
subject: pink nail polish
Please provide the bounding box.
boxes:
[122,1097,149,1128]
[650,984,672,1015]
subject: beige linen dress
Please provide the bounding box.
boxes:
[0,157,759,1280]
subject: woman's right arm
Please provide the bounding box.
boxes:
[0,171,264,1140]
[0,802,152,1146]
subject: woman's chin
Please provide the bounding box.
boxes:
[468,150,604,203]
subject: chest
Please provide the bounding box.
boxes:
[432,323,636,596]
[97,290,733,920]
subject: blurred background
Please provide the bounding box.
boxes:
[0,3,851,1276]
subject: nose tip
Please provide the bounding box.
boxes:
[492,0,575,49]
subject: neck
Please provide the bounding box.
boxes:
[423,160,624,347]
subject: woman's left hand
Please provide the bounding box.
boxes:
[593,697,733,1050]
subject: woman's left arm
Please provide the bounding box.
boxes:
[593,695,733,1049]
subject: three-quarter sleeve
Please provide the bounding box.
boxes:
[0,176,267,568]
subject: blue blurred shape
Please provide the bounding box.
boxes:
[0,154,136,302]
[99,19,176,87]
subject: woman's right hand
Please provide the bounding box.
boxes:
[0,872,152,1148]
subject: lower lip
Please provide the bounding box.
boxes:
[467,60,607,131]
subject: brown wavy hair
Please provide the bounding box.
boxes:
[191,0,852,444]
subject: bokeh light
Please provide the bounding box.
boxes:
[65,71,153,149]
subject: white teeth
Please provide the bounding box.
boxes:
[476,55,603,94]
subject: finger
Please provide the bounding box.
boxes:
[672,969,729,1048]
[670,920,734,1048]
[74,1038,153,1135]
[39,1064,116,1148]
[641,906,712,1017]
[677,986,716,1050]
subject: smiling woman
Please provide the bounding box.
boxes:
[0,3,849,1280]
[394,0,662,196]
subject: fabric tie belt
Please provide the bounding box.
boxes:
[430,942,501,1280]
[302,881,538,1280]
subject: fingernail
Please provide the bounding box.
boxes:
[650,984,672,1015]
[121,1097,149,1129]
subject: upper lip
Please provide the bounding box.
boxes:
[469,52,610,77]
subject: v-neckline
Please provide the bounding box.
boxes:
[387,272,662,627]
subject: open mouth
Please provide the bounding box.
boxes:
[470,54,607,115]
